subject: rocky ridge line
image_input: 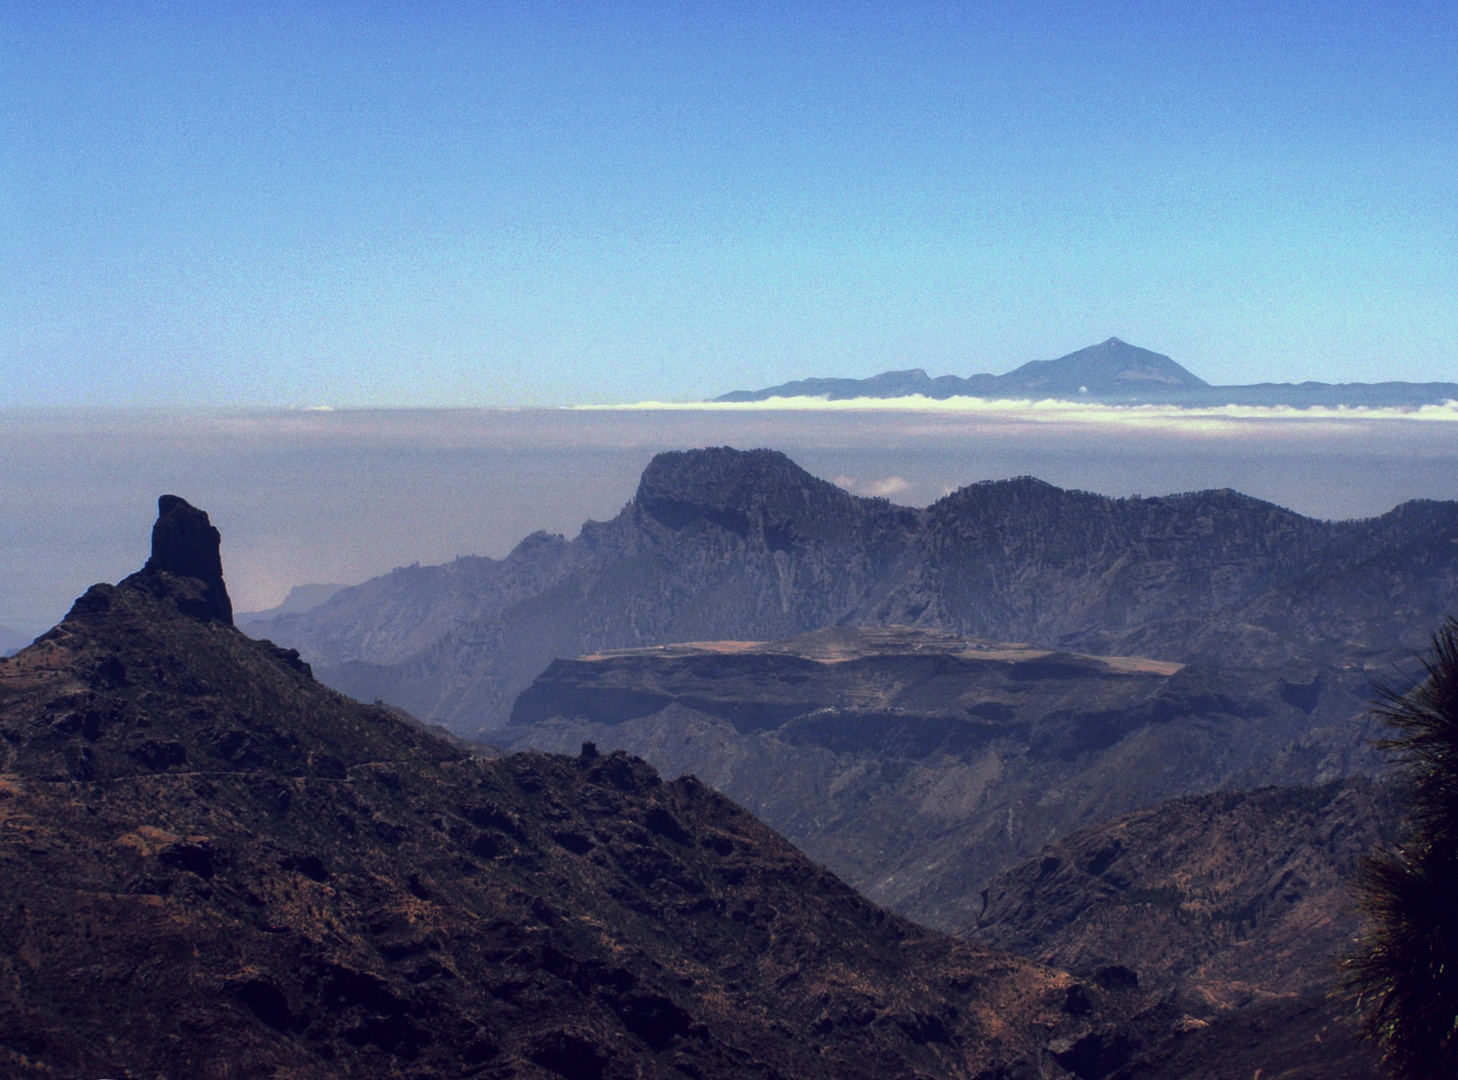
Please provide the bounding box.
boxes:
[1,496,1173,1080]
[249,447,1458,737]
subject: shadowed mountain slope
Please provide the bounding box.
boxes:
[968,780,1393,1006]
[0,498,1151,1080]
[966,780,1395,1080]
[249,448,1458,738]
[500,627,1385,930]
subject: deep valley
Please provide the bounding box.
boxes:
[4,444,1432,1077]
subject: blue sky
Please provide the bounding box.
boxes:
[2,1,1455,406]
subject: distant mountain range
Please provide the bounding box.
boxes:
[0,623,32,657]
[715,337,1458,408]
[234,583,345,628]
[249,446,1458,739]
[227,459,1404,1077]
[3,497,1143,1079]
[9,493,1392,1078]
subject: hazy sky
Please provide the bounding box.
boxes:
[3,2,1455,406]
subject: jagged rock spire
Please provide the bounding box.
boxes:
[140,495,233,624]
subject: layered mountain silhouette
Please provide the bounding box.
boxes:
[236,583,346,628]
[499,627,1382,931]
[715,337,1458,408]
[5,494,1397,1077]
[250,447,1458,740]
[3,496,1163,1079]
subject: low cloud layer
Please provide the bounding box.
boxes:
[836,475,912,497]
[584,395,1458,431]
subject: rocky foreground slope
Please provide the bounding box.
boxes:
[250,447,1458,738]
[0,497,1179,1080]
[968,780,1395,1080]
[503,631,1392,1078]
[971,781,1391,1003]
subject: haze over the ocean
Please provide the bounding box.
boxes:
[5,407,1458,640]
[4,2,1455,407]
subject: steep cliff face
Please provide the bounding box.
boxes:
[248,448,1458,736]
[889,479,1339,642]
[500,627,1384,932]
[0,503,1140,1080]
[1128,498,1458,669]
[129,493,235,625]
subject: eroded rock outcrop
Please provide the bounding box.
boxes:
[116,494,234,624]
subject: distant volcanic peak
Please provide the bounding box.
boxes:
[712,338,1218,403]
[1009,338,1209,392]
[860,368,933,392]
[132,494,233,624]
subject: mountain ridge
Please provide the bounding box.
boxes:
[1,495,1151,1079]
[715,337,1458,408]
[499,625,1383,930]
[247,448,1458,736]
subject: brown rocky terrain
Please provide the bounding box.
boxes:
[0,497,1169,1080]
[1109,992,1380,1080]
[499,626,1383,930]
[247,448,1458,740]
[498,632,1399,1077]
[969,780,1393,1006]
[967,781,1395,1080]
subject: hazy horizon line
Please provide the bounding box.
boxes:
[577,394,1458,428]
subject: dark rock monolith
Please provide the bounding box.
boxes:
[133,494,233,623]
